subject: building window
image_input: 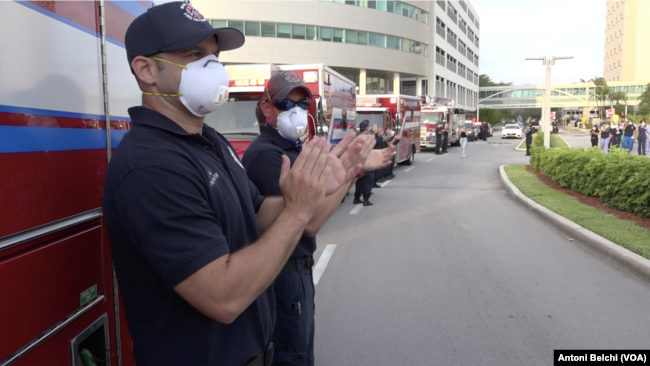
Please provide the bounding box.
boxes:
[320,27,332,41]
[228,20,244,34]
[306,25,318,41]
[277,24,291,38]
[378,34,386,48]
[357,31,368,45]
[261,22,276,37]
[436,17,446,38]
[344,29,357,43]
[245,22,260,37]
[333,28,344,42]
[211,20,227,28]
[447,3,457,23]
[368,32,377,46]
[437,0,446,10]
[386,35,395,49]
[292,25,305,39]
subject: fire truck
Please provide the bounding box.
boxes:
[355,95,421,165]
[207,63,357,158]
[0,1,155,365]
[420,97,467,150]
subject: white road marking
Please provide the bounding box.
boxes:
[426,157,435,162]
[405,167,415,172]
[313,244,337,285]
[349,205,363,215]
[380,180,391,187]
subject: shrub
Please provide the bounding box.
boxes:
[530,146,650,218]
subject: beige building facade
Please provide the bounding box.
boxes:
[192,0,481,111]
[604,0,650,82]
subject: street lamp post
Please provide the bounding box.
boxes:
[525,56,573,148]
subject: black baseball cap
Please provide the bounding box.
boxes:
[262,71,313,102]
[359,120,369,129]
[125,2,244,66]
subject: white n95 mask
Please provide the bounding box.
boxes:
[276,107,308,140]
[148,54,229,117]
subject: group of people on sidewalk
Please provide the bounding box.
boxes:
[592,118,649,155]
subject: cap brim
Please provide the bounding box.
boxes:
[273,85,313,101]
[161,27,245,54]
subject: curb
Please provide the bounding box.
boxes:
[499,165,650,283]
[556,133,572,148]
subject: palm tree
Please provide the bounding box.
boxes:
[637,82,650,114]
[581,76,610,119]
[609,90,628,116]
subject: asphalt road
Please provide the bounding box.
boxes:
[311,138,650,366]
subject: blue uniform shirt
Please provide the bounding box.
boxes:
[103,107,272,366]
[242,125,317,259]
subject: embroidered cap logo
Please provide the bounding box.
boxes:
[284,71,300,83]
[180,4,206,22]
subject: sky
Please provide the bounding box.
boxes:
[470,0,607,85]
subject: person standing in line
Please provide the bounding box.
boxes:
[623,119,636,153]
[590,125,599,147]
[434,122,443,155]
[460,124,468,158]
[481,121,488,141]
[441,122,450,154]
[371,124,384,189]
[599,122,611,153]
[353,120,376,206]
[637,119,649,156]
[524,122,534,156]
[611,122,622,150]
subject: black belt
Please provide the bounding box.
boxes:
[282,256,314,271]
[244,343,274,366]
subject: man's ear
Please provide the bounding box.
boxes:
[131,56,157,88]
[260,101,273,122]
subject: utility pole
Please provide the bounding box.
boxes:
[525,56,573,148]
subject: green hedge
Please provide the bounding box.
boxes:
[530,146,650,218]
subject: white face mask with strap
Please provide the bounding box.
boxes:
[145,54,230,117]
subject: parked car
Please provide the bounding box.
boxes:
[465,122,478,141]
[501,124,523,139]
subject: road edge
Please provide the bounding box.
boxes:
[499,164,650,283]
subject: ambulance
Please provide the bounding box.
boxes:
[355,95,421,165]
[208,64,357,158]
[0,1,157,365]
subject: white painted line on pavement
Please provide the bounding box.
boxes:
[349,205,363,215]
[405,167,415,172]
[426,157,435,162]
[313,244,337,285]
[380,180,391,187]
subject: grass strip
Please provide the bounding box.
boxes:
[516,134,570,149]
[504,164,650,260]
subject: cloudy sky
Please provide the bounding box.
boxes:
[471,0,606,85]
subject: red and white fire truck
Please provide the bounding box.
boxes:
[355,95,421,165]
[420,97,467,150]
[207,63,357,158]
[0,1,155,365]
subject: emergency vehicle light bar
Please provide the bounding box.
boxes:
[358,103,382,107]
[229,79,268,87]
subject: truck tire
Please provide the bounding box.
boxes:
[403,144,415,165]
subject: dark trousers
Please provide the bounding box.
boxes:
[591,137,598,147]
[272,257,315,366]
[354,171,374,200]
[434,136,442,153]
[525,135,532,154]
[639,139,647,155]
[442,134,449,152]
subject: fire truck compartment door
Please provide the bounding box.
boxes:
[0,226,104,361]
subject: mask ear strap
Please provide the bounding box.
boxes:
[150,56,188,70]
[143,57,185,97]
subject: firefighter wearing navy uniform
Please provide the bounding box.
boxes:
[434,122,443,154]
[525,123,534,156]
[353,120,375,206]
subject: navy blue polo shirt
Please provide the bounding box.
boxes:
[242,125,316,259]
[103,107,272,366]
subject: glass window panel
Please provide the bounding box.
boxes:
[261,22,276,37]
[333,0,344,3]
[345,0,355,4]
[368,0,376,8]
[421,12,427,24]
[378,34,386,48]
[387,1,394,12]
[277,23,291,38]
[320,27,332,41]
[333,28,344,43]
[228,20,244,34]
[357,31,368,45]
[394,1,402,15]
[292,24,305,39]
[409,5,415,18]
[394,37,401,50]
[377,0,387,11]
[402,38,410,52]
[245,21,260,37]
[414,8,420,21]
[386,35,395,49]
[306,26,318,41]
[345,30,356,43]
[357,1,368,7]
[403,4,410,16]
[368,32,377,46]
[211,20,227,28]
